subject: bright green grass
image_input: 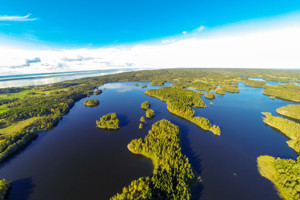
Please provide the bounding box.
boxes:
[0,117,40,137]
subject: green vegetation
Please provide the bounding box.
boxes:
[276,104,300,120]
[204,92,216,100]
[244,79,267,88]
[141,101,150,110]
[94,89,102,95]
[151,80,165,86]
[262,112,300,153]
[140,116,146,123]
[135,83,140,86]
[139,123,143,129]
[96,113,120,130]
[197,91,204,95]
[220,85,240,93]
[215,88,225,95]
[142,85,147,88]
[145,87,220,135]
[111,119,195,200]
[257,156,300,200]
[263,84,300,102]
[84,99,100,107]
[145,109,155,119]
[0,179,10,200]
[258,112,300,200]
[0,117,40,137]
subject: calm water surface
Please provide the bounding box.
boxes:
[0,81,298,200]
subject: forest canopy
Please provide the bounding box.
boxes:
[111,119,195,200]
[96,113,120,130]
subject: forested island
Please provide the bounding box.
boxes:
[262,112,300,153]
[145,109,155,119]
[0,68,299,198]
[257,111,300,200]
[141,101,150,110]
[204,92,216,100]
[276,105,300,120]
[243,79,267,88]
[145,87,220,135]
[96,113,120,129]
[111,119,195,200]
[263,84,300,102]
[84,99,100,107]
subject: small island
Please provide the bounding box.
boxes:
[140,116,146,123]
[135,83,140,86]
[141,101,150,110]
[142,85,147,88]
[84,99,100,107]
[138,123,143,129]
[205,92,216,100]
[94,89,102,95]
[146,109,155,119]
[96,113,120,129]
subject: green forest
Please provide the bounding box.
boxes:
[276,105,300,120]
[263,84,300,102]
[141,101,150,110]
[0,179,9,200]
[96,113,120,129]
[84,99,100,107]
[243,79,267,88]
[145,87,220,135]
[258,111,300,200]
[262,112,300,153]
[204,92,216,100]
[145,109,155,119]
[111,119,196,200]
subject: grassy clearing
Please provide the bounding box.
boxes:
[0,117,40,137]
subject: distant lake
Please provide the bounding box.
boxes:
[0,69,137,88]
[0,81,298,200]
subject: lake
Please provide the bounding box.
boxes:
[0,81,298,200]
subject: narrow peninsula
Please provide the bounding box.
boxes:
[111,119,195,200]
[145,87,220,135]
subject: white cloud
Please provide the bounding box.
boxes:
[0,14,37,21]
[0,16,300,75]
[194,26,205,32]
[182,31,187,34]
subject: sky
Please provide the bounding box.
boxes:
[0,0,300,75]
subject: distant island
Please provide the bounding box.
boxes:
[84,99,100,107]
[96,113,120,129]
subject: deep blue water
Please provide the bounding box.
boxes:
[0,81,298,200]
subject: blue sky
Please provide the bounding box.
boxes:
[0,0,300,74]
[1,0,300,47]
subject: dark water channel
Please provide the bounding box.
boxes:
[0,81,298,200]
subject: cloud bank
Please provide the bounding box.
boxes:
[0,19,299,75]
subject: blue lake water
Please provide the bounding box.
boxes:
[0,81,298,200]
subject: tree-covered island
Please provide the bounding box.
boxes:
[204,92,216,100]
[84,99,100,107]
[96,113,120,129]
[145,109,155,119]
[141,101,150,110]
[145,87,221,135]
